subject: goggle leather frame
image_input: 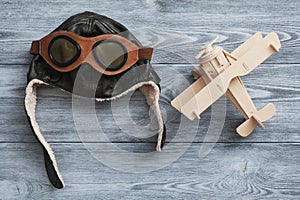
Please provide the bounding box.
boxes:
[30,31,153,75]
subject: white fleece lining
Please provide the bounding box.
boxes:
[139,84,164,151]
[25,79,65,187]
[25,78,164,186]
[95,81,164,151]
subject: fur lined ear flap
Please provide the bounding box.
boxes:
[95,81,166,151]
[44,149,64,188]
[25,79,65,189]
[160,124,166,149]
[24,79,165,188]
[139,84,165,151]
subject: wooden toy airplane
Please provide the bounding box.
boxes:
[171,32,281,137]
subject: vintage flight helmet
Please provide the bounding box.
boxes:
[25,11,166,189]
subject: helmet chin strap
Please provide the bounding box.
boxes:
[25,79,64,189]
[25,79,166,189]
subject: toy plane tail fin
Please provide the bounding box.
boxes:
[236,103,276,137]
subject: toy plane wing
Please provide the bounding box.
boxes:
[231,32,263,58]
[225,32,276,136]
[171,76,207,118]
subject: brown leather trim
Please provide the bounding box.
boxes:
[31,31,153,76]
[138,47,153,60]
[30,41,40,54]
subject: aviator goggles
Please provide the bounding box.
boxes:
[30,31,153,75]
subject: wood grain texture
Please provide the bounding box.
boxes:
[0,0,299,199]
[0,143,299,199]
[0,0,299,64]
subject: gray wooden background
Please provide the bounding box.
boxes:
[0,0,299,199]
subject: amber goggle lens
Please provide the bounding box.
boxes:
[49,37,79,67]
[93,40,127,71]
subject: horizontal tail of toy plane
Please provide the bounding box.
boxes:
[236,103,276,137]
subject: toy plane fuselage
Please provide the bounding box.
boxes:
[171,32,281,137]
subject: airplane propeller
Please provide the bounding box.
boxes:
[195,36,219,60]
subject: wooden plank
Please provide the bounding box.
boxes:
[0,143,299,199]
[0,0,299,64]
[1,1,298,31]
[0,28,298,65]
[0,64,299,143]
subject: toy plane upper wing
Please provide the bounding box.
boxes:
[171,76,207,118]
[231,32,263,58]
[179,32,281,120]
